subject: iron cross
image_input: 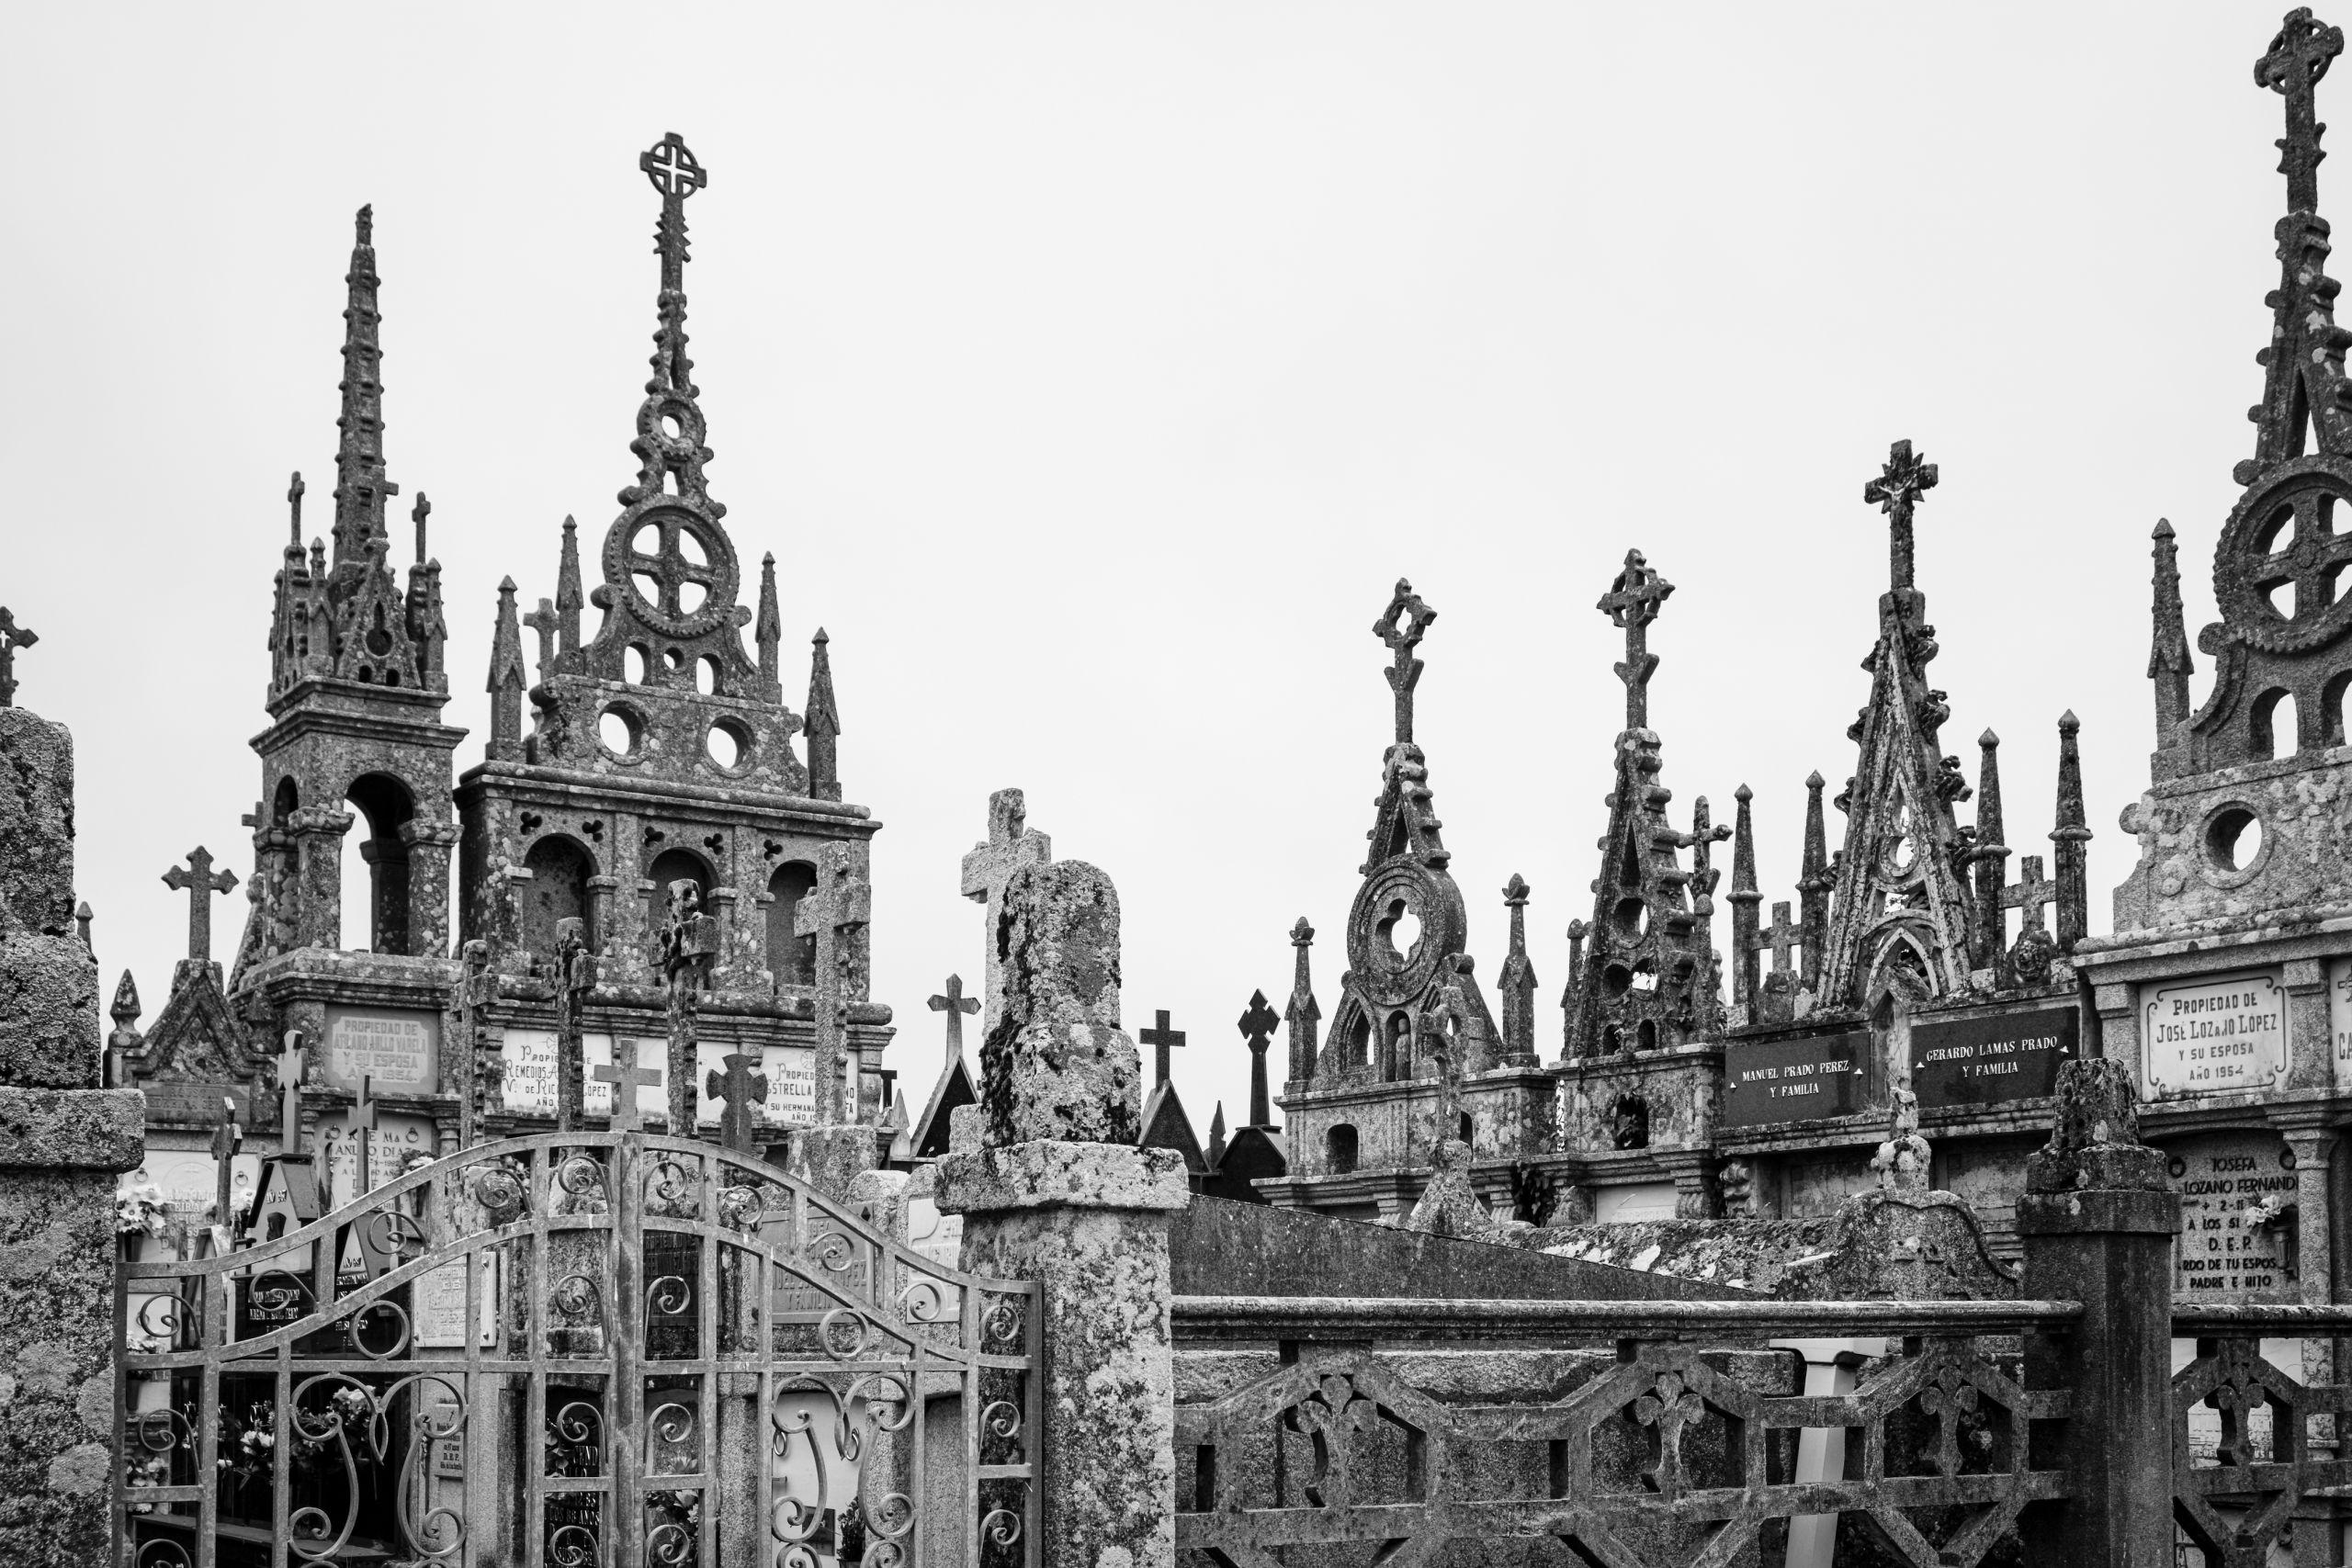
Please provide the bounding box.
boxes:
[928,974,980,1063]
[704,1050,769,1153]
[640,131,707,292]
[341,1076,379,1198]
[0,607,36,709]
[1373,579,1438,746]
[1140,1009,1187,1089]
[2260,7,2346,213]
[594,1038,663,1134]
[162,847,240,965]
[1596,550,1674,730]
[210,1096,243,1230]
[1863,439,1939,595]
[1236,990,1280,1127]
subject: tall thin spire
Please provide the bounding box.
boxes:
[806,628,841,802]
[1797,770,1831,994]
[1284,918,1320,1086]
[1497,875,1538,1063]
[625,134,721,516]
[1973,732,2011,987]
[2148,520,2194,742]
[331,205,397,567]
[2052,711,2092,952]
[1728,784,1760,1013]
[555,517,583,656]
[756,552,782,688]
[486,577,526,761]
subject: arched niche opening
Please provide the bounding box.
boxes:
[2251,686,2300,761]
[272,777,300,826]
[2325,671,2352,749]
[1382,1011,1414,1083]
[765,861,818,986]
[1326,1123,1359,1176]
[522,837,597,962]
[343,773,415,955]
[646,848,713,952]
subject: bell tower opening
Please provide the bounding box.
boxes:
[343,773,415,955]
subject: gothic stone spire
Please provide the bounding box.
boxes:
[806,627,841,802]
[331,206,397,570]
[1284,917,1321,1086]
[1818,441,1980,1009]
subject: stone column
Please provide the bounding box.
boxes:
[934,860,1186,1568]
[2015,1058,2177,1568]
[401,817,458,960]
[2280,1121,2339,1457]
[290,805,354,951]
[2284,957,2333,1090]
[0,706,146,1563]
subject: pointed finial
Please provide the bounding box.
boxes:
[807,627,841,802]
[332,202,395,566]
[1597,549,1674,729]
[1373,579,1438,746]
[2052,709,2091,951]
[486,577,527,761]
[756,551,782,685]
[355,203,373,245]
[1206,1100,1228,1167]
[1863,439,1939,593]
[2259,8,2345,213]
[555,517,584,654]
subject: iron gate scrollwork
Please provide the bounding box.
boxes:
[115,1132,1041,1568]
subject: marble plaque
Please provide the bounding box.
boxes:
[1911,1006,2075,1111]
[2328,955,2352,1086]
[2142,972,2286,1097]
[499,1031,663,1122]
[138,1148,262,1216]
[1720,1030,1871,1129]
[415,1255,499,1349]
[322,1007,440,1095]
[1593,1180,1679,1224]
[692,1042,819,1130]
[319,1111,436,1209]
[2172,1133,2298,1299]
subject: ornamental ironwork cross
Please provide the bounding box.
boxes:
[1140,1009,1187,1089]
[162,847,240,965]
[2261,8,2346,213]
[1597,550,1674,729]
[0,607,36,709]
[1373,579,1438,746]
[210,1096,243,1228]
[640,131,707,292]
[928,974,979,1064]
[272,1031,305,1157]
[704,1050,769,1153]
[594,1038,663,1134]
[1237,990,1280,1126]
[1864,439,1939,594]
[2004,853,2058,936]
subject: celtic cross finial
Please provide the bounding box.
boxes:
[639,132,707,293]
[0,607,36,709]
[2261,8,2346,213]
[1597,549,1674,729]
[1373,579,1438,746]
[1863,439,1939,594]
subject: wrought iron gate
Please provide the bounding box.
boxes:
[115,1132,1040,1568]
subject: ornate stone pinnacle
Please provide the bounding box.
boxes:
[1373,578,1438,746]
[2260,7,2345,213]
[1863,439,1939,593]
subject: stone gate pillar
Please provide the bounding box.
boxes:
[2016,1058,2177,1568]
[0,704,145,1563]
[935,859,1187,1568]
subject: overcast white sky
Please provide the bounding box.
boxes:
[1,4,2307,1131]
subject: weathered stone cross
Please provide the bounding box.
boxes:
[0,606,37,709]
[640,131,707,292]
[594,1039,663,1134]
[1596,550,1674,729]
[795,846,871,1123]
[2260,7,2346,213]
[1236,990,1280,1127]
[960,788,1051,1025]
[1140,1009,1187,1088]
[1758,900,1802,986]
[210,1095,243,1227]
[1863,439,1938,595]
[271,1030,305,1157]
[703,1049,768,1153]
[163,846,240,966]
[2004,853,2058,937]
[524,597,560,685]
[1373,579,1439,746]
[928,973,979,1064]
[287,471,305,544]
[552,919,596,1133]
[659,883,718,1134]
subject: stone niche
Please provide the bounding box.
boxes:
[2167,1130,2300,1302]
[1557,1043,1716,1155]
